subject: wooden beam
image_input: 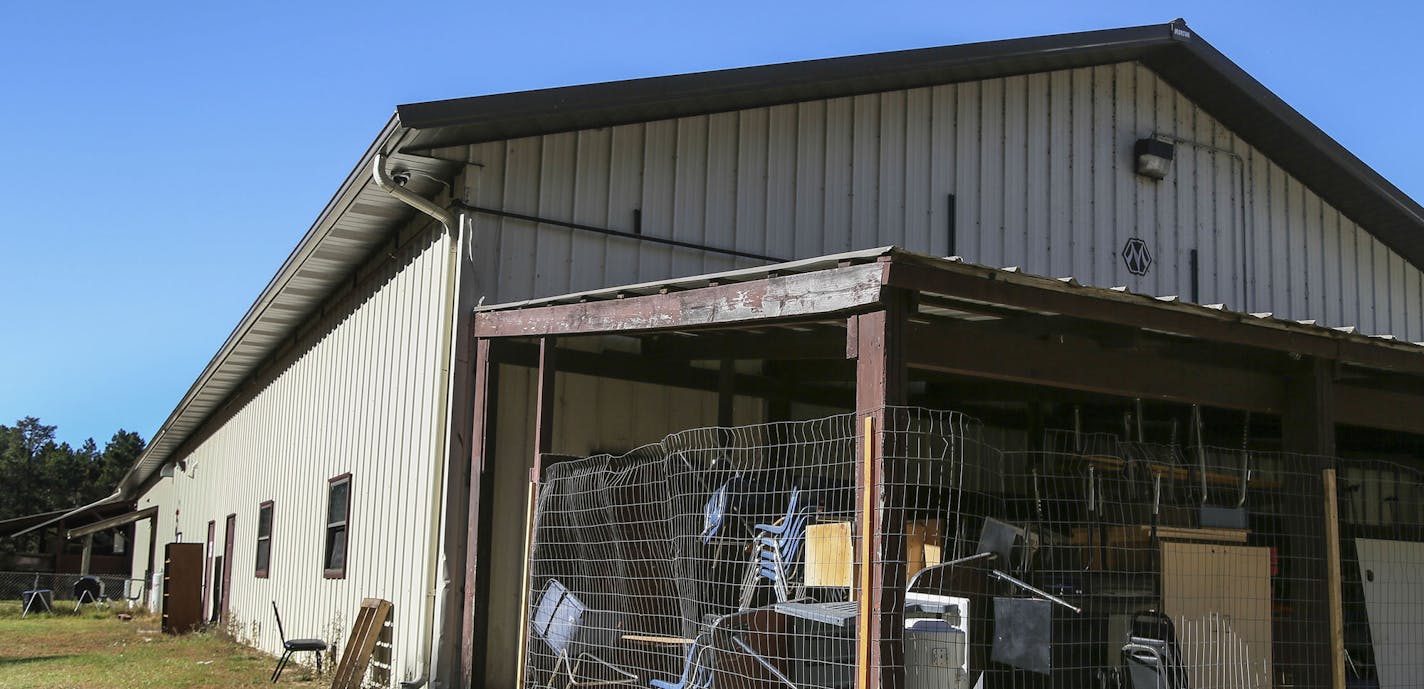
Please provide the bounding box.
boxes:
[473,263,885,338]
[904,321,1285,413]
[851,292,909,689]
[1279,357,1335,688]
[1336,384,1424,434]
[462,339,499,689]
[641,327,847,360]
[1282,357,1336,456]
[885,260,1424,376]
[1323,468,1346,689]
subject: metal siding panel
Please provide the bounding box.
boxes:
[704,111,740,273]
[765,104,798,260]
[571,128,612,292]
[878,90,907,250]
[168,232,449,686]
[793,100,826,260]
[851,94,881,251]
[903,87,932,254]
[1150,70,1176,298]
[537,132,578,296]
[1047,71,1072,278]
[1176,88,1202,301]
[1016,73,1044,276]
[978,77,1004,267]
[672,116,709,277]
[823,97,854,253]
[499,137,542,302]
[1304,187,1325,319]
[736,107,770,265]
[1091,66,1116,284]
[955,80,981,262]
[1069,69,1094,278]
[639,120,677,279]
[605,124,645,285]
[929,84,956,257]
[1113,63,1136,288]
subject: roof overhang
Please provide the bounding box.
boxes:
[472,247,1424,432]
[66,506,160,541]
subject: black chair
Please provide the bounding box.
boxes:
[271,601,328,682]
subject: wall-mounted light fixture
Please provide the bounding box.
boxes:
[1134,137,1175,180]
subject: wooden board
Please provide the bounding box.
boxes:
[331,598,393,689]
[806,521,853,587]
[161,542,203,634]
[807,520,942,588]
[1160,542,1272,687]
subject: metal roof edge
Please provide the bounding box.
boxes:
[116,115,408,499]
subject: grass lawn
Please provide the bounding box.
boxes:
[0,602,321,689]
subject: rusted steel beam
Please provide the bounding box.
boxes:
[904,321,1285,413]
[473,263,885,338]
[463,338,499,689]
[885,260,1424,376]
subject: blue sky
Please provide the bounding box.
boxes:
[2,1,1422,447]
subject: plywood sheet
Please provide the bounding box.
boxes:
[1354,538,1424,689]
[1160,542,1272,687]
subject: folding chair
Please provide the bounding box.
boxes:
[1121,611,1188,689]
[739,488,817,609]
[73,576,109,611]
[532,579,637,689]
[271,601,328,682]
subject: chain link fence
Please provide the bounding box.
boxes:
[1,570,142,610]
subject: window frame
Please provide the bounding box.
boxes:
[323,473,352,579]
[254,500,274,578]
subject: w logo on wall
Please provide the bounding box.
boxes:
[1122,237,1153,276]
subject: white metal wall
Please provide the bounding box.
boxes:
[448,62,1424,342]
[132,226,454,687]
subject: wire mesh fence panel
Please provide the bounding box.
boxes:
[523,407,1416,689]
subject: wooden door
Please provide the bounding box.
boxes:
[162,542,204,634]
[220,514,235,622]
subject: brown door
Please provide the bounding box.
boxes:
[220,514,235,621]
[203,521,215,615]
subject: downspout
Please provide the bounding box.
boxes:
[373,153,460,689]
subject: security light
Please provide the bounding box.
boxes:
[1134,137,1175,180]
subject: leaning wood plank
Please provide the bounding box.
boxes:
[331,598,393,689]
[1323,469,1345,689]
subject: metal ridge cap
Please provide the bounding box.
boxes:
[396,23,1177,131]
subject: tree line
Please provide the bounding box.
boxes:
[0,417,146,553]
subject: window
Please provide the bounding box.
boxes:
[324,474,351,578]
[255,501,273,578]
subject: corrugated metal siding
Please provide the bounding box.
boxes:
[133,227,454,687]
[446,62,1423,342]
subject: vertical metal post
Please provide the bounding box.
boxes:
[463,338,500,689]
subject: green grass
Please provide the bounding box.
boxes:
[0,603,321,688]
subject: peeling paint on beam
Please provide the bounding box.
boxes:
[472,263,885,338]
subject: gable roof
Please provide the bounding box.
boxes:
[398,19,1424,271]
[114,19,1424,503]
